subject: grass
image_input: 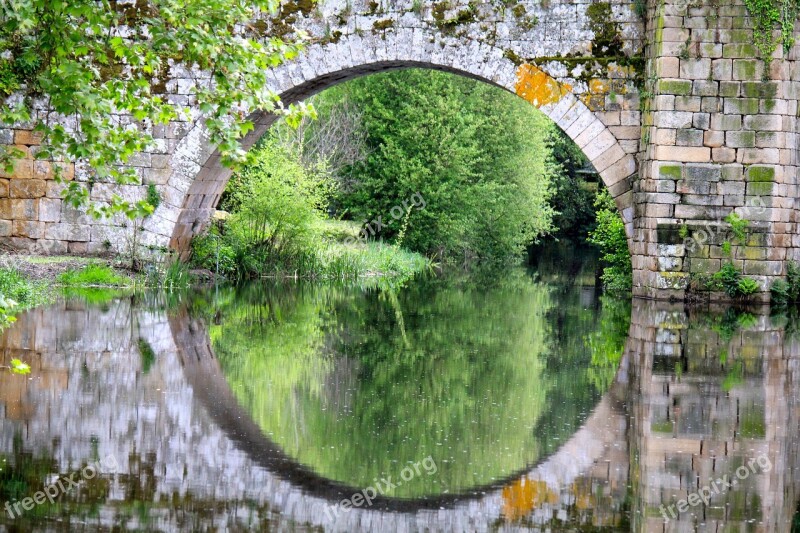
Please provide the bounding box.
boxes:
[231,219,432,281]
[0,267,55,331]
[57,264,131,287]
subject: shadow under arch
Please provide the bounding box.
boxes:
[163,35,637,254]
[168,306,631,514]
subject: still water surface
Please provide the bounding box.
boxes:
[0,250,798,531]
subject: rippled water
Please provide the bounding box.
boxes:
[0,250,798,531]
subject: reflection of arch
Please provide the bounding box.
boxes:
[170,307,629,518]
[161,33,636,253]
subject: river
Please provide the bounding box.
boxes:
[0,249,798,531]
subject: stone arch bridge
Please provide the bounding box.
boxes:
[1,0,799,300]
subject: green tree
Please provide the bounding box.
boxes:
[316,69,555,265]
[0,0,308,218]
[587,189,632,293]
[543,127,597,240]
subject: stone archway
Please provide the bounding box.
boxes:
[159,36,638,253]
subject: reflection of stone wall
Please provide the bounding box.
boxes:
[627,300,800,531]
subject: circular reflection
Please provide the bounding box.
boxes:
[209,271,617,498]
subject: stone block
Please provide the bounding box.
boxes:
[742,114,782,131]
[746,166,775,182]
[732,59,762,80]
[747,181,773,196]
[676,128,703,146]
[655,111,694,128]
[674,96,702,112]
[685,164,721,181]
[44,223,91,242]
[718,81,740,97]
[0,199,37,220]
[703,130,724,148]
[9,179,46,199]
[722,43,758,58]
[712,59,732,80]
[659,79,693,95]
[712,147,736,162]
[680,58,712,79]
[39,198,62,222]
[657,57,680,77]
[692,80,719,96]
[13,130,43,145]
[710,113,742,130]
[655,146,711,162]
[723,98,759,115]
[726,130,755,147]
[12,220,45,239]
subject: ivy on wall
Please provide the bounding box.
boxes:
[743,0,798,57]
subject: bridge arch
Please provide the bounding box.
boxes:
[158,34,637,253]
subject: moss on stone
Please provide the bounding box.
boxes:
[659,164,682,180]
[746,166,775,182]
[372,19,395,32]
[586,2,623,57]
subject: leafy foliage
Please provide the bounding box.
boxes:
[317,69,555,265]
[543,127,597,240]
[192,138,429,280]
[771,261,800,306]
[742,0,798,56]
[587,189,631,293]
[0,0,308,218]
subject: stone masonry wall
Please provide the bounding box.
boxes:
[634,0,800,301]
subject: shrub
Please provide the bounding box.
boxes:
[770,261,800,306]
[771,279,791,306]
[710,262,760,299]
[587,189,631,293]
[710,262,742,297]
[737,277,760,296]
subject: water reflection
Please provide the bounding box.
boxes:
[0,272,796,531]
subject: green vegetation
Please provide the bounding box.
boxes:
[544,127,598,241]
[191,138,430,280]
[587,189,631,293]
[302,69,556,266]
[0,267,53,331]
[771,261,800,306]
[0,0,308,218]
[742,0,798,56]
[707,214,760,299]
[57,264,130,287]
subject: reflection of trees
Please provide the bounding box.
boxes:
[211,270,613,498]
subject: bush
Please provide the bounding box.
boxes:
[221,138,333,278]
[709,262,760,299]
[737,277,760,296]
[710,262,741,297]
[587,189,631,293]
[771,261,800,306]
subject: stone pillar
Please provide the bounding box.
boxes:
[635,0,799,301]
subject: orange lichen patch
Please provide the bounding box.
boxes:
[515,64,572,108]
[501,477,558,521]
[589,79,609,94]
